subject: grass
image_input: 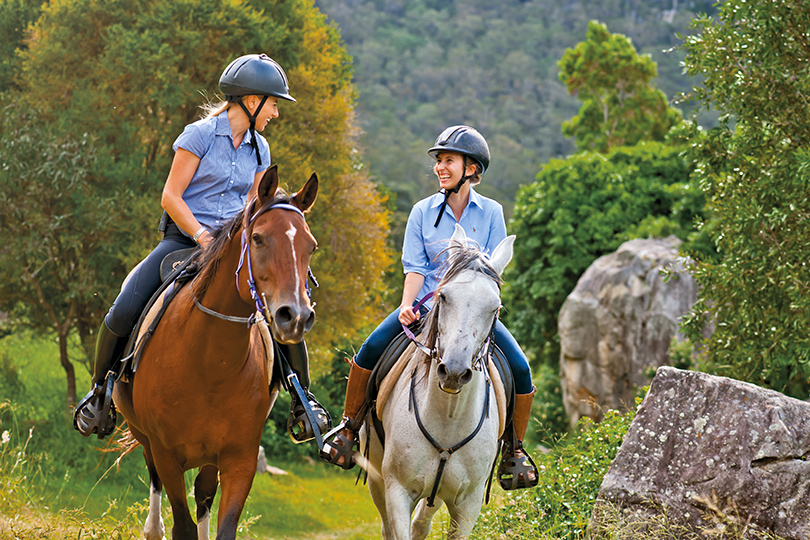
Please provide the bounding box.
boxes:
[0,330,796,540]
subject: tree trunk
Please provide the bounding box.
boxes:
[59,331,76,416]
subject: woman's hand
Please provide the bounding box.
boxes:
[196,230,213,249]
[398,304,420,326]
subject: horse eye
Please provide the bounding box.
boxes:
[251,233,264,246]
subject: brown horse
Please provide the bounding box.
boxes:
[113,165,318,540]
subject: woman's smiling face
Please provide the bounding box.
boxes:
[433,151,476,190]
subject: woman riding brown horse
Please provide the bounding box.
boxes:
[114,166,319,540]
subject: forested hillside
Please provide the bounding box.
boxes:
[314,0,717,223]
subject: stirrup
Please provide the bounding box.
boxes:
[73,375,117,439]
[497,441,539,490]
[319,421,358,470]
[287,391,332,444]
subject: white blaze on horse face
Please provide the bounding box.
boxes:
[285,223,301,305]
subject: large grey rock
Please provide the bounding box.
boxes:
[591,367,810,539]
[558,236,697,428]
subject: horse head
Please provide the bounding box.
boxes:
[244,165,319,344]
[432,224,515,394]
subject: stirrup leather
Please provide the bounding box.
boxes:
[319,420,359,470]
[73,375,117,439]
[497,440,539,490]
[287,391,332,444]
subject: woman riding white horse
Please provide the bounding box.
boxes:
[363,224,514,539]
[323,125,538,491]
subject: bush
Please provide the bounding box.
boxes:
[472,404,637,539]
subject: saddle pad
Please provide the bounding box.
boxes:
[376,351,507,438]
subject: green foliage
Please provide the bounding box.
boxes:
[559,20,683,153]
[503,138,707,366]
[681,0,810,397]
[314,0,717,226]
[0,0,393,404]
[531,362,568,444]
[472,405,636,539]
[0,102,130,408]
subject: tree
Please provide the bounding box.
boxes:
[680,1,810,397]
[1,0,392,405]
[502,136,706,367]
[0,102,129,411]
[558,20,682,153]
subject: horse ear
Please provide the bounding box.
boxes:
[292,173,319,213]
[489,235,515,276]
[450,223,467,245]
[257,165,280,205]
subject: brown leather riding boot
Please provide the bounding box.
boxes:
[498,386,539,490]
[320,359,372,470]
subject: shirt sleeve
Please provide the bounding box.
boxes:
[172,121,211,159]
[401,203,429,275]
[487,202,508,254]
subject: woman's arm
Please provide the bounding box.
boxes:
[160,148,212,247]
[398,272,426,325]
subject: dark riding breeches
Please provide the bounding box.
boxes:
[354,305,534,395]
[105,223,196,337]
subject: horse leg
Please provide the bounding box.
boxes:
[194,465,219,540]
[132,429,165,540]
[411,498,443,540]
[384,483,417,540]
[151,449,198,540]
[214,456,257,540]
[367,467,391,538]
[445,489,485,540]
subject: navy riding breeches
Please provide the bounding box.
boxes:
[104,223,196,337]
[354,305,534,395]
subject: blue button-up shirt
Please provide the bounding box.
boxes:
[172,111,270,234]
[402,188,507,305]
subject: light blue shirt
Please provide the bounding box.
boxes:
[402,188,507,305]
[172,110,270,234]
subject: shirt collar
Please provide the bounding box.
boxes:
[429,186,482,209]
[217,109,254,146]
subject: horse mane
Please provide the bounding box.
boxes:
[193,189,293,301]
[419,238,503,358]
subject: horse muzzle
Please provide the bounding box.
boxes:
[436,359,473,394]
[271,304,315,343]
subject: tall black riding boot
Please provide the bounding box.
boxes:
[73,320,127,439]
[276,340,332,443]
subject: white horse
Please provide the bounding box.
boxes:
[361,223,515,540]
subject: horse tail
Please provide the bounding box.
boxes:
[98,422,141,470]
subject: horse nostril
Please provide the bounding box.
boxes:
[459,368,473,385]
[274,306,293,327]
[303,310,316,333]
[437,363,449,381]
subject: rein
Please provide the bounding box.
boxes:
[402,291,499,372]
[191,201,318,323]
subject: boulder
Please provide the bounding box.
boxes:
[558,236,697,428]
[591,366,810,539]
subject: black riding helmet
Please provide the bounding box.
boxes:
[219,54,295,166]
[428,125,491,227]
[427,125,490,173]
[220,53,296,102]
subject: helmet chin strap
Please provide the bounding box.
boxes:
[434,155,472,228]
[237,96,268,166]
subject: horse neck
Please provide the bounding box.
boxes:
[195,231,255,334]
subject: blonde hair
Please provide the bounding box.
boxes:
[199,95,230,119]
